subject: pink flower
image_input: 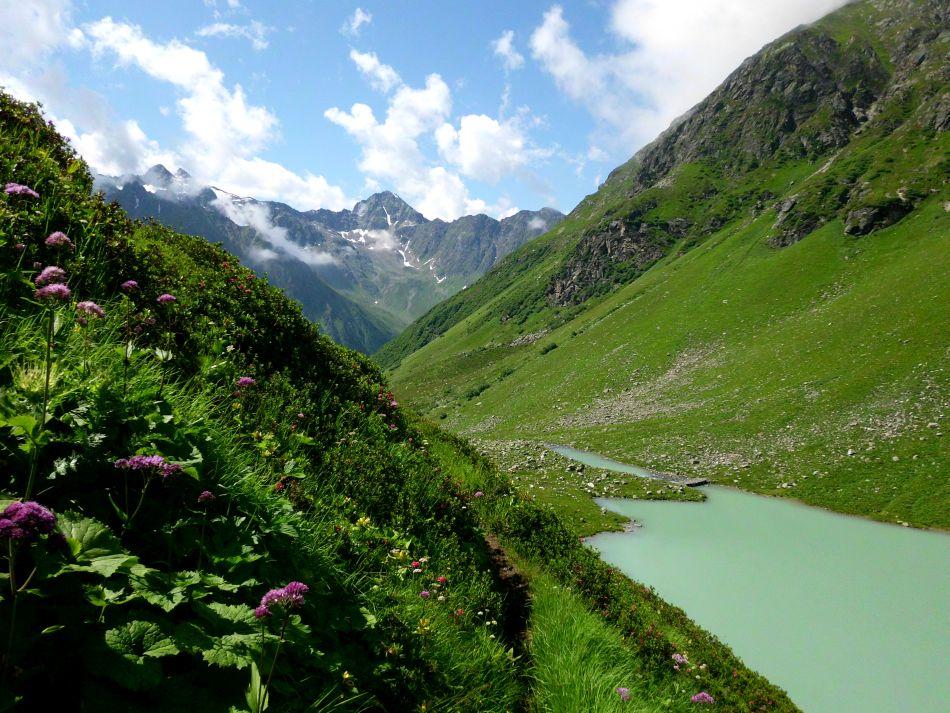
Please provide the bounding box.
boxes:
[34,283,71,302]
[256,581,309,618]
[473,491,484,498]
[157,293,176,304]
[616,687,631,702]
[236,376,256,388]
[34,266,66,286]
[76,301,105,319]
[419,590,430,599]
[4,182,39,198]
[691,692,715,705]
[254,604,271,619]
[121,279,139,292]
[197,490,215,503]
[435,576,447,585]
[45,231,73,249]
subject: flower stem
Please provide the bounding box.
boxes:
[26,308,54,499]
[259,616,288,712]
[2,541,18,683]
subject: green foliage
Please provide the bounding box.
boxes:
[0,92,522,712]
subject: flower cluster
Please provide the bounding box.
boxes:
[616,687,631,702]
[0,501,56,541]
[691,691,715,704]
[157,293,176,304]
[4,182,39,198]
[45,231,73,249]
[197,490,215,504]
[114,454,182,478]
[121,279,139,292]
[254,581,309,618]
[236,376,256,388]
[76,301,105,325]
[34,265,66,286]
[34,283,71,302]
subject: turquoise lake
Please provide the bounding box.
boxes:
[555,446,950,712]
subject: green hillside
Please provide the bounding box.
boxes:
[384,0,950,529]
[0,93,796,710]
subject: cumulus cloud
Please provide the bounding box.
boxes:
[68,17,351,209]
[349,49,401,93]
[491,30,524,71]
[341,8,372,37]
[0,0,74,67]
[531,0,848,157]
[196,21,272,51]
[435,114,530,184]
[211,193,336,266]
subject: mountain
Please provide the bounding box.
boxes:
[95,169,563,353]
[0,91,794,711]
[383,0,949,529]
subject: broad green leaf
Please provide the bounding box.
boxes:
[60,514,125,560]
[101,620,179,691]
[202,633,258,670]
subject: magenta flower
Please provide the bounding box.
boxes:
[435,575,447,585]
[4,183,39,198]
[691,692,715,704]
[236,376,256,388]
[197,490,215,504]
[14,243,25,250]
[673,653,689,665]
[34,265,66,286]
[255,581,309,618]
[0,501,56,541]
[120,279,139,292]
[157,293,176,304]
[34,283,71,302]
[473,491,484,498]
[76,301,105,318]
[45,231,73,249]
[616,687,631,702]
[114,454,182,478]
[419,590,430,599]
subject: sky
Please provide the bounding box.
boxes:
[0,0,847,220]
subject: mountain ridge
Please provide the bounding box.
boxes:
[383,0,949,529]
[96,168,563,352]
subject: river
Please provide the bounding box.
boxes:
[552,445,950,713]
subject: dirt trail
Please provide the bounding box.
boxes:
[484,533,531,653]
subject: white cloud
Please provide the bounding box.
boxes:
[0,0,73,67]
[349,49,401,93]
[211,193,336,266]
[327,49,548,219]
[491,30,524,71]
[527,216,547,230]
[68,17,351,209]
[197,21,272,51]
[531,0,848,157]
[215,156,350,210]
[435,114,529,184]
[341,8,372,37]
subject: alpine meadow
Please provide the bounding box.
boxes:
[1,0,947,711]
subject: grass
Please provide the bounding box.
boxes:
[526,565,695,713]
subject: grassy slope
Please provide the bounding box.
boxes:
[1,94,796,711]
[388,1,950,529]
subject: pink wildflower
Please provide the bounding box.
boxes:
[4,182,39,198]
[197,490,215,504]
[419,590,430,599]
[236,376,256,388]
[0,501,56,541]
[45,231,73,249]
[76,301,105,319]
[435,576,447,585]
[34,283,71,302]
[616,687,631,702]
[157,293,176,304]
[34,266,66,286]
[121,279,139,292]
[691,692,715,705]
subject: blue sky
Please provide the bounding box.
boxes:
[1,0,845,219]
